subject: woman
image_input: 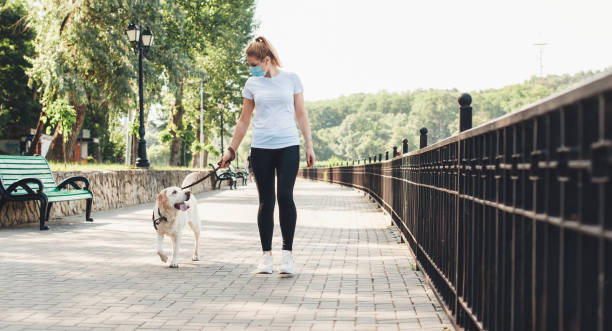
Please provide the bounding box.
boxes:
[219,36,316,275]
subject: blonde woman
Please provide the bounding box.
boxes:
[219,36,316,274]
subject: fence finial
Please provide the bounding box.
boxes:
[459,93,472,132]
[420,127,428,149]
[402,138,408,154]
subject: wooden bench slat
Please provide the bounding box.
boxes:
[47,193,93,202]
[0,159,48,164]
[0,164,52,170]
[2,180,57,188]
[0,174,53,181]
[1,174,55,180]
[0,155,48,160]
[0,169,53,176]
[0,159,49,165]
[10,183,57,190]
[1,185,56,191]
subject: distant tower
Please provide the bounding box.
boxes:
[533,33,547,77]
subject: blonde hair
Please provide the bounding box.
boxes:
[245,36,282,67]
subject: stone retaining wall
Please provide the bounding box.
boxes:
[0,169,214,228]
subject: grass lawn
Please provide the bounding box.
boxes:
[48,161,327,172]
[48,162,210,172]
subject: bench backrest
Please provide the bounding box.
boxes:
[0,155,57,194]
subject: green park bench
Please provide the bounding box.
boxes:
[209,163,236,190]
[0,155,93,230]
[228,165,248,187]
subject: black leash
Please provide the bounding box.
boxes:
[180,163,223,190]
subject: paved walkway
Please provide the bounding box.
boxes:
[0,178,451,331]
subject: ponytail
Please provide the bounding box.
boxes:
[245,36,282,67]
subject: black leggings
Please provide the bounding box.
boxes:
[250,145,299,251]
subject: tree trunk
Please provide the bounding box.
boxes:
[27,107,46,156]
[45,103,86,162]
[45,123,64,161]
[130,133,137,166]
[190,129,210,168]
[169,79,185,166]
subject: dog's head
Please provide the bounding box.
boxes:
[156,186,191,215]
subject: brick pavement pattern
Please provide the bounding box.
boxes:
[0,178,451,330]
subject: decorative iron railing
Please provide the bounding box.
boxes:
[299,73,612,331]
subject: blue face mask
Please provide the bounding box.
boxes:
[250,65,267,77]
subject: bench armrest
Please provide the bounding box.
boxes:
[6,178,44,195]
[57,176,90,190]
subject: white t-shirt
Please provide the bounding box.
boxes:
[242,70,303,149]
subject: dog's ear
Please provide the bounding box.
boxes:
[156,189,170,210]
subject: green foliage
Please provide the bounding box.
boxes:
[190,140,204,153]
[44,98,76,142]
[26,1,162,112]
[0,0,41,138]
[159,129,173,144]
[306,69,611,162]
[205,144,219,158]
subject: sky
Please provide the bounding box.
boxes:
[253,0,612,101]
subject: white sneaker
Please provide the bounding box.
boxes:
[278,250,295,274]
[256,252,273,274]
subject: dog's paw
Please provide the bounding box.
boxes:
[157,251,168,263]
[169,263,179,268]
[192,255,199,261]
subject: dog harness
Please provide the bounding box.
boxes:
[152,208,168,230]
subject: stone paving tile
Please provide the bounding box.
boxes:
[0,178,451,330]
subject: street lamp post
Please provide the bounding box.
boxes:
[126,23,153,168]
[217,100,224,154]
[199,78,204,168]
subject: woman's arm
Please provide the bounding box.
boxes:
[219,98,255,167]
[294,92,316,166]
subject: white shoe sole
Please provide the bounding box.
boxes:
[278,267,295,274]
[256,265,273,274]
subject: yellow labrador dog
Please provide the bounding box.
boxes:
[153,175,201,268]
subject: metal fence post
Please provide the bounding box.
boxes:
[420,127,428,149]
[402,138,408,154]
[369,156,371,163]
[393,146,398,157]
[385,151,389,160]
[459,93,472,132]
[379,153,382,162]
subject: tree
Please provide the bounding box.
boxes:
[26,0,163,162]
[155,0,256,166]
[0,0,40,140]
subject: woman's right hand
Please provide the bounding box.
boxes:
[217,152,232,168]
[218,150,233,168]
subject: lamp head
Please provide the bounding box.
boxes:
[141,28,153,47]
[126,23,139,43]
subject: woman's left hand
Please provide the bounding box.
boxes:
[306,147,316,167]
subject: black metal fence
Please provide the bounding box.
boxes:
[299,73,612,331]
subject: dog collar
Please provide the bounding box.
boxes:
[152,208,168,230]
